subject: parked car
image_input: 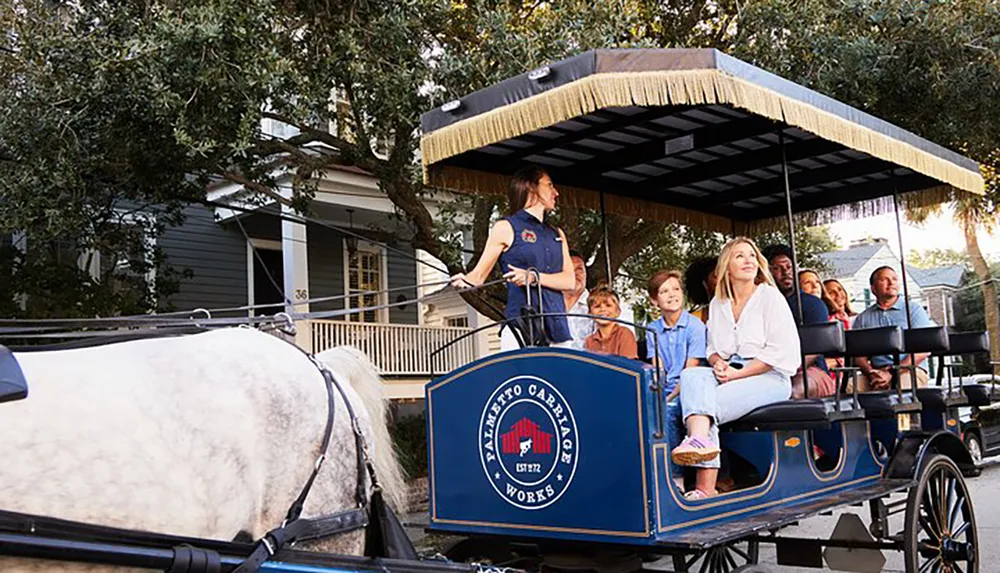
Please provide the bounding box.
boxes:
[957,374,1000,463]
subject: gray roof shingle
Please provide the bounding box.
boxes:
[817,244,885,278]
[909,265,966,288]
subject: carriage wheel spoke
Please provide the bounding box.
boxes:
[945,477,959,535]
[920,555,940,573]
[937,473,949,535]
[724,547,739,571]
[952,520,970,539]
[953,562,966,573]
[697,550,711,573]
[921,507,943,541]
[923,489,944,539]
[708,550,721,573]
[730,545,751,561]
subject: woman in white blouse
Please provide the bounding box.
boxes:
[671,237,801,500]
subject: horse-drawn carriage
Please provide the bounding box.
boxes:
[1,48,997,573]
[419,49,995,573]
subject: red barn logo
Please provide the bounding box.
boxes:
[520,229,537,243]
[501,418,553,456]
[478,375,578,511]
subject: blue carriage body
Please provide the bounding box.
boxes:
[426,348,888,547]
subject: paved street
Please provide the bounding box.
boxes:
[753,459,1000,573]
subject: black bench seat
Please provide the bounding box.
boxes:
[856,390,922,418]
[962,382,1000,407]
[722,397,862,431]
[915,386,967,411]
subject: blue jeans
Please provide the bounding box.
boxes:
[678,356,791,468]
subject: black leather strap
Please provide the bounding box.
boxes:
[231,358,378,573]
[169,544,221,573]
[283,367,338,524]
[230,508,368,573]
[325,362,379,508]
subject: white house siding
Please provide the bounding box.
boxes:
[833,245,927,314]
[417,249,500,354]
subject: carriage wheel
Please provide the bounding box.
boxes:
[671,538,759,573]
[904,454,978,573]
[443,538,539,570]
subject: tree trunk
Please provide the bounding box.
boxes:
[963,219,999,363]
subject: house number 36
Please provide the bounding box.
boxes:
[295,289,309,300]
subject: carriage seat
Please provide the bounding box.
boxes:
[0,346,28,404]
[722,322,861,431]
[721,398,844,431]
[962,382,999,407]
[915,387,951,411]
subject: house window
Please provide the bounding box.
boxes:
[345,243,387,323]
[445,316,469,328]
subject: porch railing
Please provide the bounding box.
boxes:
[310,320,477,376]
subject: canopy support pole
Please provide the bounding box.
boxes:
[599,190,613,284]
[779,131,804,325]
[780,130,809,400]
[891,171,920,410]
[891,173,914,330]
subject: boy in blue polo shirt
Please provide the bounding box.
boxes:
[646,270,708,484]
[645,270,708,398]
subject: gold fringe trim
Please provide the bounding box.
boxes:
[429,165,959,235]
[429,166,736,233]
[743,185,958,235]
[421,69,984,196]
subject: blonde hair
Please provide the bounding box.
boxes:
[714,237,775,301]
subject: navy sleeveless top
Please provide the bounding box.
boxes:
[500,210,571,343]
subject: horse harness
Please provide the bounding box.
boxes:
[0,337,412,573]
[228,356,377,573]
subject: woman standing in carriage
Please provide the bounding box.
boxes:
[450,166,577,350]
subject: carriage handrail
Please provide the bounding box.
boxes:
[428,311,668,438]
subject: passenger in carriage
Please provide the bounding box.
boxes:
[671,238,800,500]
[853,266,935,390]
[565,251,595,350]
[583,287,638,359]
[645,270,707,401]
[822,278,856,372]
[684,257,718,323]
[798,269,825,299]
[823,278,857,330]
[761,245,836,398]
[450,166,577,350]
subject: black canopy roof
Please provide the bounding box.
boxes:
[420,49,983,233]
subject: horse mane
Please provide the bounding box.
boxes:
[315,346,408,513]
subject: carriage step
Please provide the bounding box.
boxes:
[656,479,912,549]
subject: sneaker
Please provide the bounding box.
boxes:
[670,435,720,466]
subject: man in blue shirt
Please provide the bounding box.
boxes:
[853,266,935,390]
[762,244,836,398]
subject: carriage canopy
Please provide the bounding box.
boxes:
[419,49,984,234]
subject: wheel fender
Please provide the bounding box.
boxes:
[885,430,979,480]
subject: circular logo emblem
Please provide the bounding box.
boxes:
[520,229,537,243]
[478,375,579,510]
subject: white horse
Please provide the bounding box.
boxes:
[0,327,407,572]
